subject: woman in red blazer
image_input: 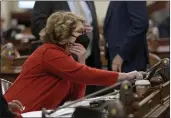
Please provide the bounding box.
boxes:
[5,11,143,113]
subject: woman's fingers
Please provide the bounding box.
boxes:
[11,112,20,117]
[69,43,86,64]
[73,43,84,47]
[70,44,85,53]
[84,24,93,32]
[70,50,79,56]
[9,102,22,112]
[70,46,83,51]
[12,100,23,109]
[70,48,80,53]
[9,100,25,111]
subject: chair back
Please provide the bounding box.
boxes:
[1,79,12,94]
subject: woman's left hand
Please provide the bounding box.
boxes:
[8,100,25,116]
[69,43,86,64]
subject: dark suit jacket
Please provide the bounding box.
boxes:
[31,1,101,69]
[104,1,149,72]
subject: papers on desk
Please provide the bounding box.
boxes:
[21,94,119,117]
[50,108,75,117]
[21,109,75,117]
[21,110,45,117]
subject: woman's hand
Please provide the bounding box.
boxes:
[8,100,25,115]
[84,24,93,33]
[69,43,86,64]
[118,71,146,81]
[126,71,146,80]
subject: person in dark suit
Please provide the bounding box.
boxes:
[104,1,149,73]
[31,1,102,95]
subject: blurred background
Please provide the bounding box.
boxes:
[0,1,170,82]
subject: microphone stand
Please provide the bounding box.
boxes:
[42,81,122,116]
[42,79,146,117]
[145,58,169,80]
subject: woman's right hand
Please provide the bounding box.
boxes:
[126,71,145,80]
[69,43,86,64]
[118,71,146,81]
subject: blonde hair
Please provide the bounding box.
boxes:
[40,11,85,48]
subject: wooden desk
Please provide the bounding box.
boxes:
[150,45,170,59]
[10,39,32,55]
[0,56,28,82]
[0,72,19,82]
[147,1,168,15]
[0,66,21,82]
[149,39,170,59]
[14,56,28,66]
[137,81,170,118]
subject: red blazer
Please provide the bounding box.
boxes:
[4,44,118,113]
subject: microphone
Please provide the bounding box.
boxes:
[145,58,170,80]
[42,81,122,116]
[42,78,137,117]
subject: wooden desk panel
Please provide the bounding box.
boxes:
[0,73,19,82]
[149,39,170,59]
[14,56,28,66]
[0,56,28,82]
